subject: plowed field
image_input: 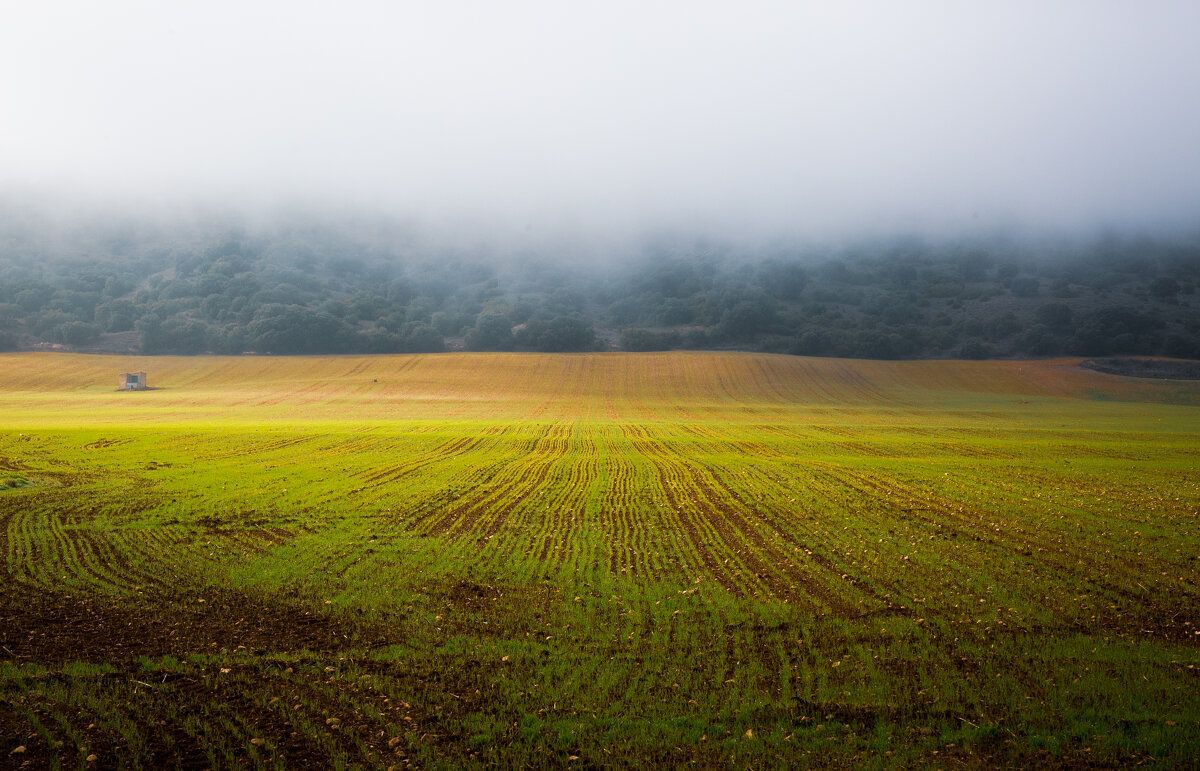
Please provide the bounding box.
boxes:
[1,352,1197,768]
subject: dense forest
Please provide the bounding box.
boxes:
[1,206,1198,360]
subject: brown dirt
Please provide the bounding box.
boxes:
[0,580,386,664]
[0,581,410,770]
[1081,356,1200,380]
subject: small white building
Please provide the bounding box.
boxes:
[119,372,147,391]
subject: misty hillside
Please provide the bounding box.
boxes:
[1,210,1198,361]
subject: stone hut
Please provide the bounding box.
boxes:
[119,372,147,391]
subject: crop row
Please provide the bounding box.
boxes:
[1,354,1198,765]
[2,417,1197,634]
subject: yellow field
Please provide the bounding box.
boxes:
[2,351,1196,427]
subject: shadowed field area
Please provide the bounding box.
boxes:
[1,352,1198,768]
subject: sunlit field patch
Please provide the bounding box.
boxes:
[1,352,1197,767]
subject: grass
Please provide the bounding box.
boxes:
[0,351,1197,768]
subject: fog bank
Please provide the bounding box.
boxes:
[3,2,1199,237]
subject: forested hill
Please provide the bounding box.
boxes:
[1,209,1198,360]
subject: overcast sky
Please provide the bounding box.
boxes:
[3,1,1199,237]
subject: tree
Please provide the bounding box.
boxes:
[717,300,776,340]
[1009,277,1039,297]
[465,313,515,351]
[514,317,595,352]
[1034,303,1073,332]
[403,324,445,353]
[1071,307,1164,356]
[58,321,101,347]
[247,305,353,354]
[1149,276,1180,300]
[756,261,809,299]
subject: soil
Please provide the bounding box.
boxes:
[0,581,383,664]
[0,582,409,770]
[1081,356,1200,380]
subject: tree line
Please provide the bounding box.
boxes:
[1,213,1197,360]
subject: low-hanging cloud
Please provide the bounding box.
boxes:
[3,1,1199,237]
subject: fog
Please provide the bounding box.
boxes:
[3,2,1199,238]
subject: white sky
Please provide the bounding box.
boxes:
[3,1,1199,235]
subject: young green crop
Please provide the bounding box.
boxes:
[0,352,1197,767]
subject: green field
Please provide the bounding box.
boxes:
[1,352,1198,769]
